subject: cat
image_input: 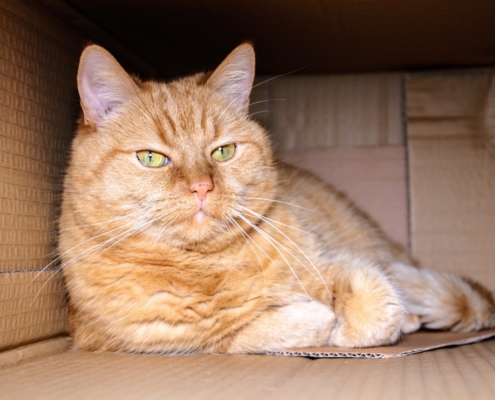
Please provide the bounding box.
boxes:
[58,43,495,354]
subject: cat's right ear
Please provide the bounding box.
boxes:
[77,45,138,126]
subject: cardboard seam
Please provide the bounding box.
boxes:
[0,268,59,275]
[401,73,413,254]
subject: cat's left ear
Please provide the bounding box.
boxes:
[207,43,255,112]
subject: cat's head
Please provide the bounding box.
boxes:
[63,44,277,252]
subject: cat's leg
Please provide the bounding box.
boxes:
[389,262,495,332]
[326,254,405,348]
[225,300,336,353]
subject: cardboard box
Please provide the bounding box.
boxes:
[1,0,495,398]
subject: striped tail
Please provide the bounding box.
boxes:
[390,262,495,333]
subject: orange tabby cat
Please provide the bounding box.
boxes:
[59,43,495,353]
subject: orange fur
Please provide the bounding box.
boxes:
[59,44,495,354]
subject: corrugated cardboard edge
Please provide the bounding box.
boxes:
[266,329,495,358]
[0,336,71,369]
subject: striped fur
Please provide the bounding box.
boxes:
[59,44,495,354]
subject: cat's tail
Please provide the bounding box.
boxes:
[389,263,495,334]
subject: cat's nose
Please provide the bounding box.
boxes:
[189,180,213,202]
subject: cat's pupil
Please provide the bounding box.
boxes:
[147,151,153,162]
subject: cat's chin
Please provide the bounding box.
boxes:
[186,210,215,228]
[193,211,206,223]
[178,212,250,253]
[177,212,230,249]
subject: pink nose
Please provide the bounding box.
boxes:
[189,180,213,202]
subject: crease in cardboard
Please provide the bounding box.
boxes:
[407,73,495,290]
[0,336,71,369]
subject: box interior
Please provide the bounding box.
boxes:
[40,0,495,76]
[1,0,495,398]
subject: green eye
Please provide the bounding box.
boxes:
[136,150,169,168]
[211,143,236,162]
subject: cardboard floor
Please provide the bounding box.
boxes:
[1,336,495,399]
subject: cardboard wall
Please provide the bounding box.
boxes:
[253,71,495,291]
[251,74,409,247]
[269,74,404,149]
[278,146,409,248]
[407,73,495,290]
[0,0,82,350]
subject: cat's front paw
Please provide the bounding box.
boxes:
[276,300,336,348]
[225,300,336,353]
[328,264,405,348]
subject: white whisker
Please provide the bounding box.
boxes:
[253,211,319,237]
[248,99,286,107]
[232,210,311,298]
[241,196,321,213]
[151,218,173,250]
[248,110,271,118]
[251,67,307,89]
[226,216,266,282]
[33,209,163,302]
[57,208,146,233]
[239,205,330,297]
[40,209,153,275]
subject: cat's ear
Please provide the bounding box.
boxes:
[207,43,255,112]
[77,45,138,126]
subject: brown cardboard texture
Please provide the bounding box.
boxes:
[278,146,408,247]
[41,0,495,75]
[407,73,495,290]
[0,0,79,351]
[2,339,495,400]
